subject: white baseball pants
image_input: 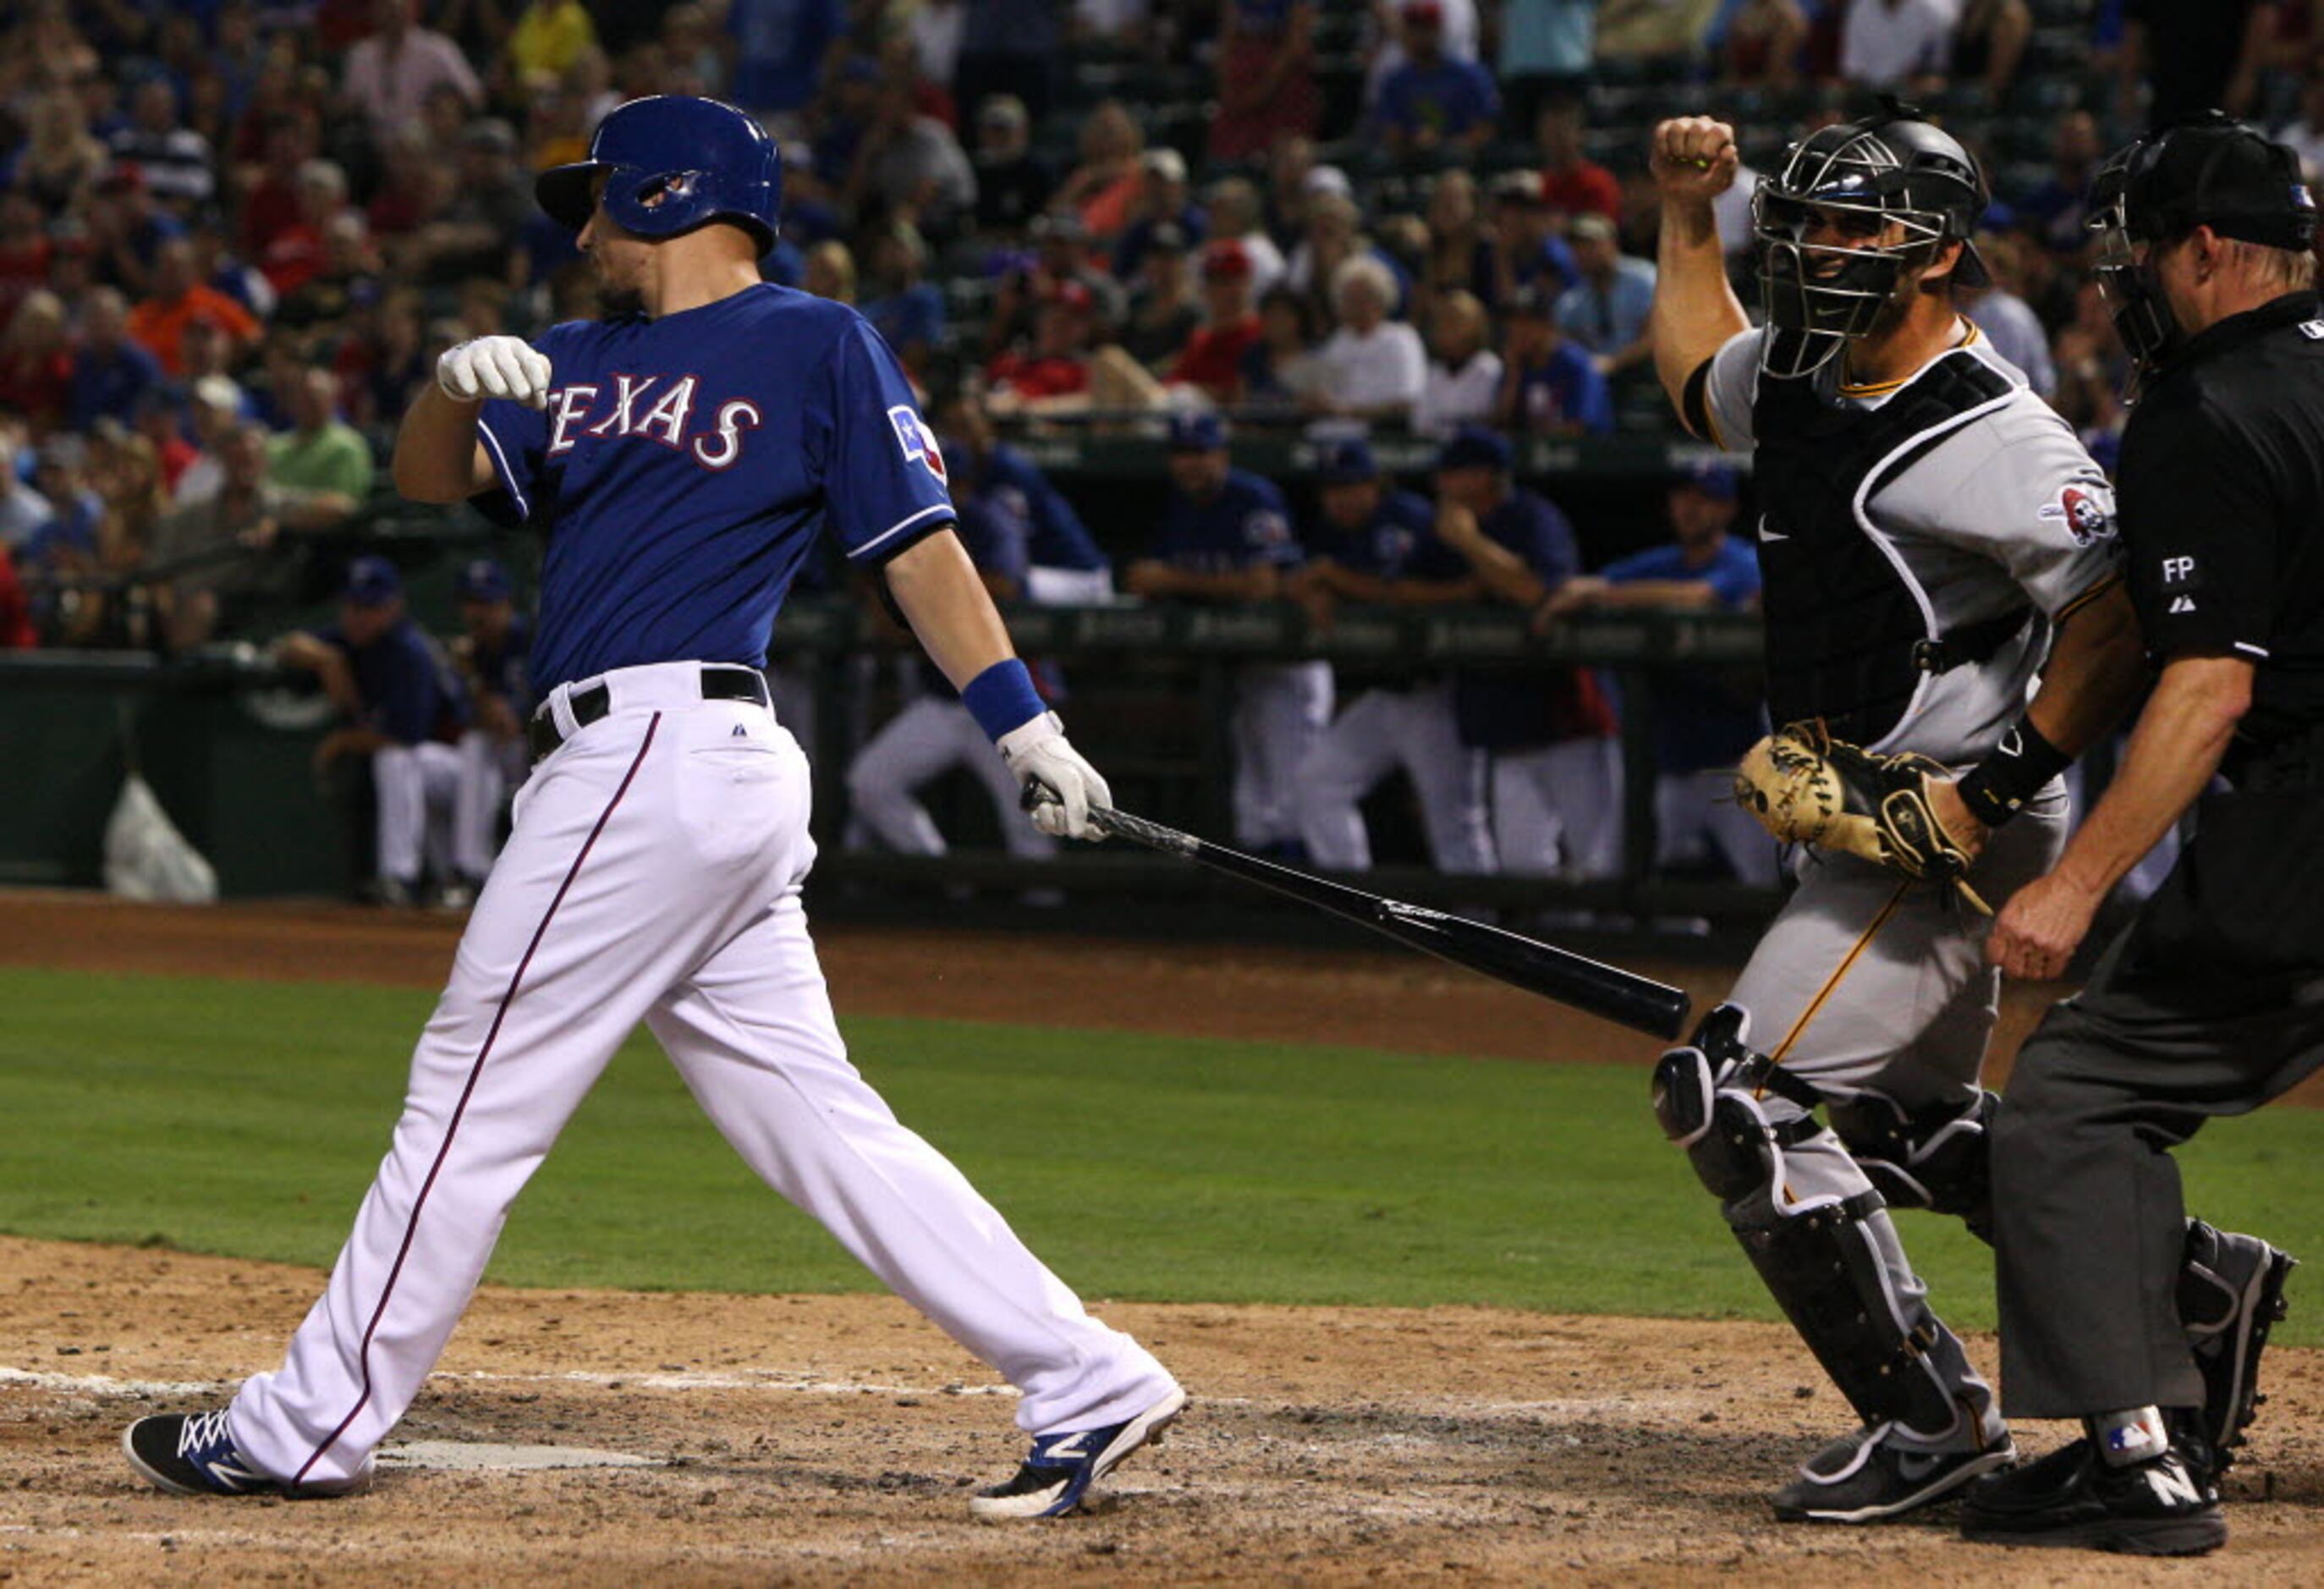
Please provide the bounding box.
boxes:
[1654,768,1781,886]
[231,663,1175,1491]
[1231,661,1332,851]
[1490,737,1624,880]
[1296,683,1494,873]
[845,696,1058,860]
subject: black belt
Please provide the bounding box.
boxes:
[528,665,771,760]
[1911,606,2034,674]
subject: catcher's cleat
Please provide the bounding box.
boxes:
[1772,1422,2016,1523]
[2180,1223,2297,1466]
[123,1410,365,1499]
[1960,1436,2224,1557]
[969,1387,1186,1520]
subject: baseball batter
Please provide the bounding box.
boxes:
[1645,104,2162,1521]
[122,96,1183,1519]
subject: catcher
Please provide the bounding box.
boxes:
[1644,102,2284,1524]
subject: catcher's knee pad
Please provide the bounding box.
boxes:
[1828,1087,1997,1240]
[1731,1190,1965,1440]
[1653,1003,1826,1204]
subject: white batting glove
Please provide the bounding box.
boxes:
[997,712,1112,841]
[437,336,553,408]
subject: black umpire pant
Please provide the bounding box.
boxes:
[1992,786,2324,1419]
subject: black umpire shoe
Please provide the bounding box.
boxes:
[1959,1437,2224,1557]
[2180,1220,2297,1467]
[1772,1423,2016,1523]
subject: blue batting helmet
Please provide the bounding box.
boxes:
[536,96,783,256]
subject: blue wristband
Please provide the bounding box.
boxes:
[961,657,1046,741]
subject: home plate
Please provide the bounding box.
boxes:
[379,1442,661,1472]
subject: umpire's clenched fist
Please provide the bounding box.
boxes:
[1651,117,1741,204]
[438,335,553,409]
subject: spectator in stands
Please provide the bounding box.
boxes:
[970,96,1052,238]
[1127,410,1329,855]
[1555,213,1656,379]
[404,120,532,287]
[1286,189,1370,318]
[258,158,351,297]
[108,74,216,211]
[505,0,599,88]
[1366,0,1482,99]
[1264,137,1328,250]
[1840,0,1959,92]
[1497,283,1613,437]
[20,437,106,636]
[985,279,1098,413]
[849,74,979,233]
[1426,424,1620,881]
[1960,233,2056,400]
[2120,0,2272,125]
[1500,1,1598,134]
[2277,74,2324,184]
[0,544,34,649]
[277,555,471,908]
[0,414,55,552]
[1417,170,1496,311]
[1290,434,1497,874]
[126,238,260,379]
[910,0,969,94]
[0,290,73,436]
[269,368,375,502]
[0,190,51,323]
[172,378,241,505]
[986,210,1123,356]
[1239,282,1331,410]
[1205,178,1288,297]
[1118,223,1203,368]
[1533,460,1776,885]
[803,239,858,303]
[131,387,199,497]
[1488,172,1579,306]
[860,222,947,380]
[69,288,163,433]
[1413,288,1502,437]
[955,0,1063,129]
[1537,100,1622,225]
[1052,100,1148,244]
[2013,109,2105,256]
[1114,148,1206,282]
[1951,0,2031,98]
[239,110,323,260]
[1721,0,1811,90]
[1211,0,1322,163]
[9,88,110,214]
[82,164,183,300]
[1162,240,1266,404]
[1310,256,1426,423]
[931,384,1113,602]
[147,419,354,652]
[1376,2,1502,161]
[2051,277,2130,467]
[341,0,484,142]
[726,0,842,122]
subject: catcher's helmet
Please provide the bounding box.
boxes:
[1753,102,1991,377]
[2086,112,2317,377]
[536,96,783,256]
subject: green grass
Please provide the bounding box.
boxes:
[1,965,2317,1340]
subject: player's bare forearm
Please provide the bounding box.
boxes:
[1125,561,1280,602]
[882,529,1021,691]
[2023,578,2147,757]
[1647,118,1748,426]
[2045,653,2251,902]
[1587,579,1722,609]
[393,384,497,503]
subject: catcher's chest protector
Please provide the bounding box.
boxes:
[1750,351,2015,744]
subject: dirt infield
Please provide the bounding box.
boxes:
[3,893,2321,1583]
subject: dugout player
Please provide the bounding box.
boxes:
[1643,102,2162,1521]
[1964,116,2319,1557]
[447,557,531,901]
[122,96,1184,1520]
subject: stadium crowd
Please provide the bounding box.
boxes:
[0,0,2310,891]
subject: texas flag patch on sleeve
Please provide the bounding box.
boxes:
[889,405,948,486]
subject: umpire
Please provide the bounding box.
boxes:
[1968,115,2323,1556]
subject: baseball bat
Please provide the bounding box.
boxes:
[1086,805,1692,1039]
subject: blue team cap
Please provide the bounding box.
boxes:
[1166,410,1228,452]
[456,557,513,601]
[1434,424,1512,473]
[1678,459,1739,500]
[1316,437,1379,484]
[343,554,402,608]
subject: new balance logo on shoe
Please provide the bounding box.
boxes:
[2144,1462,2206,1509]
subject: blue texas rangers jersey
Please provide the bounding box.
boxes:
[475,283,954,692]
[1309,488,1435,579]
[1152,467,1301,575]
[977,443,1107,572]
[316,616,468,746]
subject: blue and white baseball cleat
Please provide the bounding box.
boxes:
[970,1387,1188,1520]
[123,1410,365,1498]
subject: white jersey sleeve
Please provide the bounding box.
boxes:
[1870,388,2124,619]
[1699,326,1766,453]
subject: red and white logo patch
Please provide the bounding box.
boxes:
[2038,479,2116,546]
[888,404,948,486]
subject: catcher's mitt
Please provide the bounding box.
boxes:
[1733,722,1991,913]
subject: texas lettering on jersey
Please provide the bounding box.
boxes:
[545,375,765,471]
